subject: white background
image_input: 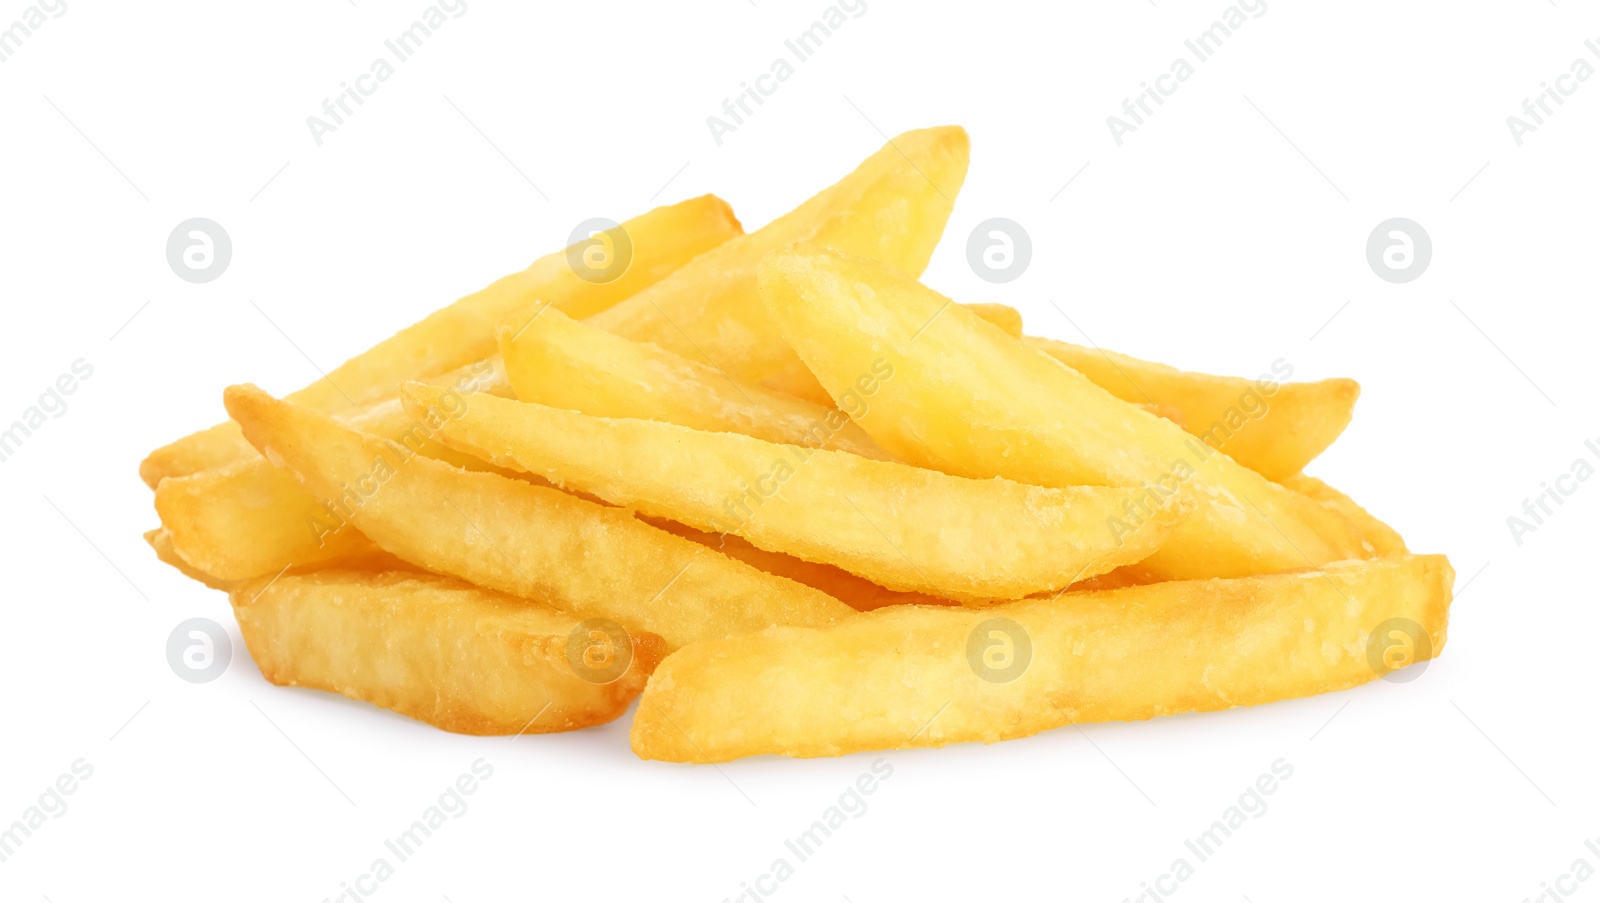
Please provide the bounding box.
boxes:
[2,1,1597,900]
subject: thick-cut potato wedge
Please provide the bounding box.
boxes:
[632,555,1453,762]
[1028,336,1358,481]
[140,195,742,487]
[1280,473,1408,556]
[759,301,1021,403]
[156,360,514,580]
[223,385,854,649]
[146,527,237,591]
[404,386,1185,604]
[498,307,887,459]
[760,248,1371,581]
[644,518,957,611]
[588,127,968,404]
[233,570,665,734]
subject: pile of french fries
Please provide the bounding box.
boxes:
[143,126,1452,762]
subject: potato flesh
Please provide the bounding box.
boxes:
[139,195,742,487]
[223,385,854,649]
[498,307,887,460]
[1280,473,1408,556]
[759,248,1372,581]
[408,386,1184,603]
[588,127,968,402]
[632,555,1453,762]
[156,359,514,580]
[1028,336,1358,481]
[232,570,665,734]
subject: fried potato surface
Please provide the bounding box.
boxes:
[1280,473,1408,556]
[232,570,665,734]
[759,247,1371,581]
[140,195,741,487]
[1028,336,1358,481]
[498,307,886,459]
[588,127,968,404]
[223,385,854,649]
[632,555,1453,761]
[156,359,513,580]
[405,386,1184,604]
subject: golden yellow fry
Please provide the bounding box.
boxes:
[156,360,513,580]
[588,127,968,404]
[233,570,666,734]
[759,302,1022,404]
[1028,336,1358,481]
[759,247,1371,581]
[406,385,1184,604]
[223,385,854,649]
[498,307,887,460]
[1280,473,1408,556]
[140,195,742,487]
[145,527,237,591]
[632,554,1453,762]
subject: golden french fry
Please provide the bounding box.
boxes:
[223,385,854,649]
[155,359,513,580]
[233,570,666,734]
[405,385,1185,604]
[759,301,1022,404]
[632,555,1453,762]
[1028,336,1358,481]
[1280,473,1408,556]
[140,195,743,488]
[759,247,1372,581]
[588,127,968,404]
[498,307,887,460]
[146,527,237,591]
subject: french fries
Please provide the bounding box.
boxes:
[403,385,1186,603]
[233,570,666,734]
[632,555,1453,762]
[1028,336,1358,481]
[139,195,742,487]
[759,247,1372,581]
[155,359,514,580]
[1280,473,1408,556]
[223,385,855,649]
[497,307,887,459]
[588,127,968,404]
